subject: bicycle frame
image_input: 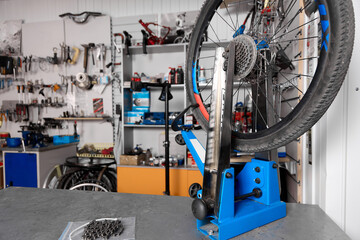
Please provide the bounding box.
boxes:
[138,19,171,45]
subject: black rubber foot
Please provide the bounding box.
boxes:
[192,198,208,220]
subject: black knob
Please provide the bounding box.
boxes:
[192,199,208,220]
[225,172,232,178]
[255,167,260,172]
[255,178,261,184]
[253,188,262,198]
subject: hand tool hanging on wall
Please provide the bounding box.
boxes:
[23,57,27,72]
[7,110,12,122]
[113,33,124,54]
[70,47,80,64]
[21,85,25,103]
[89,43,96,65]
[0,112,7,128]
[59,12,102,24]
[66,46,72,63]
[16,85,21,102]
[60,43,66,63]
[17,57,22,74]
[97,44,106,75]
[107,33,124,68]
[141,30,148,54]
[15,104,22,122]
[77,43,93,90]
[28,55,32,71]
[5,57,14,75]
[23,105,29,122]
[81,44,90,73]
[53,48,59,64]
[13,57,18,80]
[123,31,132,56]
[27,81,34,104]
[60,75,69,94]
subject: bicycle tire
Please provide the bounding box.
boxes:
[186,0,355,152]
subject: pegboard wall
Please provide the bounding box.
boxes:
[0,16,113,147]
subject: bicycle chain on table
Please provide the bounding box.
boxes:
[82,219,124,240]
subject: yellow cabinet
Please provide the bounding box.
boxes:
[117,166,202,197]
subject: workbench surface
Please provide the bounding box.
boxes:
[0,142,78,152]
[0,187,349,240]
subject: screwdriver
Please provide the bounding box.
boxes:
[17,85,21,103]
[21,85,25,103]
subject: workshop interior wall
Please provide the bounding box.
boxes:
[1,0,360,239]
[310,1,360,239]
[0,0,204,23]
[0,16,113,147]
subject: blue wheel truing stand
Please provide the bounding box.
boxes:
[173,42,286,240]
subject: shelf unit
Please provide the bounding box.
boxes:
[118,40,235,168]
[120,42,189,167]
[55,117,113,121]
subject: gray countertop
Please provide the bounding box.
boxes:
[0,187,349,240]
[0,142,78,153]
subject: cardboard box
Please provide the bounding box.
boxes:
[132,90,150,112]
[124,111,145,124]
[120,154,146,166]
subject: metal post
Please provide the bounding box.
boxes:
[164,82,170,196]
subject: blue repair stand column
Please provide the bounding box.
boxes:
[194,159,286,240]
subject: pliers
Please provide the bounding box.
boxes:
[113,33,124,54]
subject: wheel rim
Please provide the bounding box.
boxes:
[186,0,330,149]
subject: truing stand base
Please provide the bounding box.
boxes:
[195,159,286,240]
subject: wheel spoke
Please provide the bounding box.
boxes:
[206,36,222,47]
[284,0,298,20]
[279,71,303,94]
[270,36,320,44]
[198,55,216,60]
[215,10,236,31]
[244,86,269,129]
[281,71,314,78]
[222,0,237,30]
[280,91,296,110]
[271,0,312,41]
[291,56,319,62]
[272,17,319,42]
[209,23,222,43]
[199,78,214,93]
[254,76,282,122]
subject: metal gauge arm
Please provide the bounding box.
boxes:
[196,42,236,217]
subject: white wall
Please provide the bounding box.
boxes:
[0,0,204,23]
[0,0,204,147]
[310,1,360,239]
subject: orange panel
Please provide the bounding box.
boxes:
[117,167,191,196]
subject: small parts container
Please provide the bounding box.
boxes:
[6,137,21,148]
[53,135,80,145]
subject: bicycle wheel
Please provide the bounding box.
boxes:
[186,0,354,152]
